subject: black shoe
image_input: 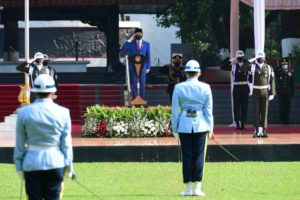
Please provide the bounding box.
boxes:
[261,128,268,138]
[240,123,245,130]
[253,128,259,138]
[235,121,240,130]
[262,132,268,138]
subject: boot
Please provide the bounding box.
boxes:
[262,128,268,138]
[240,121,245,130]
[235,121,240,130]
[193,181,205,196]
[253,127,259,138]
[181,182,193,196]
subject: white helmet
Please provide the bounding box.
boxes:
[255,50,265,58]
[236,50,244,58]
[34,52,44,60]
[184,60,201,72]
[31,74,57,93]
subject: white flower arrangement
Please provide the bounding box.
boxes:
[82,106,172,138]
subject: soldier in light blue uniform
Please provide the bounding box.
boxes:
[14,74,74,200]
[172,60,214,196]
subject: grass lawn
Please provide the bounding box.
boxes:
[1,162,300,200]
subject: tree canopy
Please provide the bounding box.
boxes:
[157,0,283,66]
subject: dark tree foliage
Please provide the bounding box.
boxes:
[157,0,283,65]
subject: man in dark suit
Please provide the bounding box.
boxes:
[120,28,151,100]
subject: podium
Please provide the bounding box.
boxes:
[128,55,147,105]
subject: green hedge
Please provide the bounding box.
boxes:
[82,105,173,138]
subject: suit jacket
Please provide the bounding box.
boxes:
[172,77,214,134]
[120,39,151,71]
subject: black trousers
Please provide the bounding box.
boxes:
[24,168,64,200]
[233,85,249,123]
[278,94,291,123]
[179,132,207,183]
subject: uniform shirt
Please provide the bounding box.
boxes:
[232,63,250,82]
[275,68,294,95]
[172,77,214,134]
[16,62,58,88]
[240,63,276,96]
[14,98,73,172]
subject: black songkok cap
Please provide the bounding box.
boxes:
[135,28,143,33]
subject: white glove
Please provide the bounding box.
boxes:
[208,131,213,139]
[248,58,256,63]
[146,69,150,74]
[268,95,274,101]
[17,171,24,179]
[64,166,75,180]
[27,58,35,64]
[248,84,253,96]
[173,132,179,140]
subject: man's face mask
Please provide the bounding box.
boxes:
[135,33,142,40]
[173,58,181,66]
[35,59,43,65]
[282,65,288,70]
[257,58,264,64]
[237,57,244,62]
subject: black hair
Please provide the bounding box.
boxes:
[186,71,199,77]
[135,28,143,33]
[36,93,51,98]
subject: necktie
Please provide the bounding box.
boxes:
[138,41,141,51]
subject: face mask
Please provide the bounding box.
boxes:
[135,35,142,40]
[43,60,49,66]
[174,62,180,67]
[237,57,244,62]
[257,58,264,64]
[36,59,43,65]
[282,65,288,69]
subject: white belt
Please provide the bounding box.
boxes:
[253,85,269,89]
[27,145,60,151]
[233,81,249,85]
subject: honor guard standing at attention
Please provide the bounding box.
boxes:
[224,50,251,129]
[120,28,151,100]
[14,74,75,200]
[16,52,58,102]
[172,60,213,196]
[275,58,294,124]
[161,54,186,100]
[240,50,276,137]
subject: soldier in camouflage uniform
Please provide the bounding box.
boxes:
[275,58,294,124]
[240,50,276,137]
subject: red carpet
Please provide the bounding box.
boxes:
[0,84,124,125]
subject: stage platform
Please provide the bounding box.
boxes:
[1,124,300,163]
